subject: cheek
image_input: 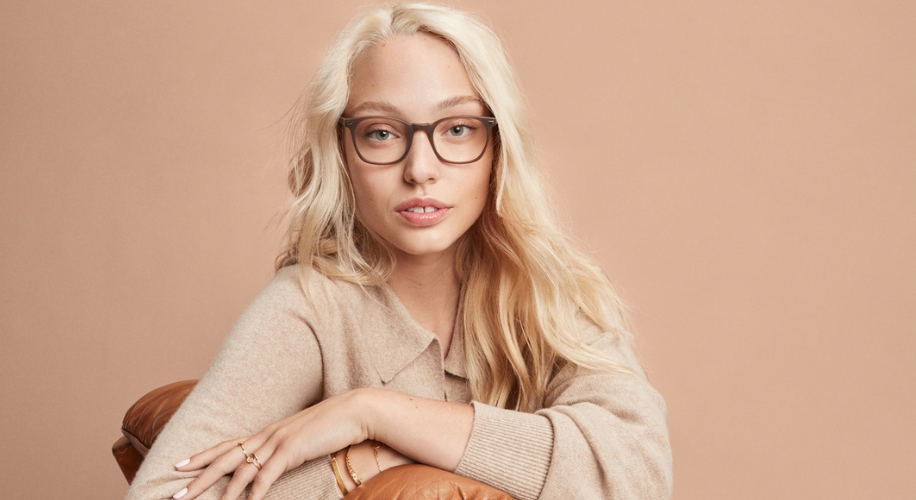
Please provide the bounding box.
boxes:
[348,171,376,220]
[462,164,493,223]
[345,147,375,201]
[347,165,393,228]
[473,173,489,202]
[473,158,494,202]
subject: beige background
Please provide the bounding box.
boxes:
[1,1,913,498]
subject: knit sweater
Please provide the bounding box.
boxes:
[126,266,672,499]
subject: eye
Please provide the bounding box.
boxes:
[439,118,481,141]
[359,122,403,144]
[367,129,393,141]
[445,124,471,137]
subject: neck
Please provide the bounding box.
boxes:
[387,251,460,356]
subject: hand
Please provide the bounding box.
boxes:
[172,389,371,500]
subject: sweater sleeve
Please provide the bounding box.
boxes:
[454,324,673,500]
[126,271,343,500]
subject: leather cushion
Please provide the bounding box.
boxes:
[121,380,197,456]
[344,464,516,500]
[112,435,145,484]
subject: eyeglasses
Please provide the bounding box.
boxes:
[339,115,497,165]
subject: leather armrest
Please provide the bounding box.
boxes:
[121,380,197,456]
[112,380,197,483]
[344,463,516,499]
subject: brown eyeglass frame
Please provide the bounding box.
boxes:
[339,115,498,165]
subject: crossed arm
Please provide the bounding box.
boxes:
[173,388,474,500]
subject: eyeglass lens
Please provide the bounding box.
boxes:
[349,117,491,164]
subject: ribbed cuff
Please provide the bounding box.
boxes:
[454,401,554,500]
[264,455,342,499]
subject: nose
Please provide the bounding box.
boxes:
[402,128,441,185]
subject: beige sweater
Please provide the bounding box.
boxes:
[126,266,672,499]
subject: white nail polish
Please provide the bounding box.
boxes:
[173,487,188,499]
[174,458,191,468]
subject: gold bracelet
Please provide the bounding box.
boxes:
[372,441,382,472]
[345,445,363,487]
[330,454,349,495]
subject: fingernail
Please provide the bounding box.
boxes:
[173,487,188,499]
[174,458,191,468]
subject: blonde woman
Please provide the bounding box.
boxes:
[127,4,671,499]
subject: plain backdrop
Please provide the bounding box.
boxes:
[1,1,913,498]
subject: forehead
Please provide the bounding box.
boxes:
[347,33,482,116]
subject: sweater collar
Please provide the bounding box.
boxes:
[443,310,467,379]
[370,284,468,383]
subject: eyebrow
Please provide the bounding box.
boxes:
[347,100,400,116]
[436,95,485,111]
[347,95,485,117]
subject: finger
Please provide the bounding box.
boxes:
[219,460,261,500]
[176,439,246,471]
[179,441,254,500]
[217,438,277,500]
[230,439,280,500]
[246,447,288,500]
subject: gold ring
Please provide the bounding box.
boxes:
[246,453,263,470]
[237,442,249,458]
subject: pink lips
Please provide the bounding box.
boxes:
[394,197,451,227]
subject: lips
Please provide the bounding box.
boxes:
[394,197,449,211]
[395,197,451,227]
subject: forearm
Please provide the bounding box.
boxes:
[361,387,474,472]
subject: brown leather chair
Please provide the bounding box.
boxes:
[113,381,515,499]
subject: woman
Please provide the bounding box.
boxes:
[126,4,671,500]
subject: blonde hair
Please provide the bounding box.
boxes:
[279,3,638,411]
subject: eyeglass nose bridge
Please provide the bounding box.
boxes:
[400,122,439,160]
[339,116,497,165]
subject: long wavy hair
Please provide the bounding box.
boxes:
[278,3,638,411]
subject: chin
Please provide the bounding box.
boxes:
[391,237,459,259]
[398,245,455,259]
